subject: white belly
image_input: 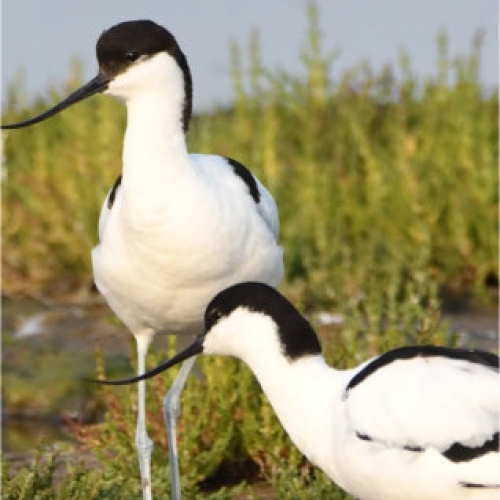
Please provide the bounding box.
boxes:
[91,202,283,336]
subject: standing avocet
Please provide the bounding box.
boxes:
[103,282,500,500]
[2,21,283,500]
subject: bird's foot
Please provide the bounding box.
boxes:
[135,432,154,500]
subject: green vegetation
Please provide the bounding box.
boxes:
[2,3,497,498]
[3,6,497,302]
[2,284,446,499]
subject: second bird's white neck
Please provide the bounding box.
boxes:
[242,350,346,473]
[204,312,347,473]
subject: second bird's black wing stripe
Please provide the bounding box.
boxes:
[356,431,499,464]
[225,157,260,204]
[356,431,424,453]
[348,346,499,466]
[107,175,122,209]
[443,432,499,463]
[345,345,499,395]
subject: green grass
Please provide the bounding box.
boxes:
[1,2,498,498]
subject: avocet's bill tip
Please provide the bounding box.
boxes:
[1,73,109,130]
[88,334,204,386]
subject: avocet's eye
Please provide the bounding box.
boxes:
[206,307,224,330]
[126,51,140,62]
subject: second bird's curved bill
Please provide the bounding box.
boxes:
[2,73,109,129]
[87,335,204,386]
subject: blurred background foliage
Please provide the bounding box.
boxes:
[3,5,497,307]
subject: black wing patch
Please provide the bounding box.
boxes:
[107,175,122,209]
[355,431,498,465]
[345,345,499,394]
[225,157,260,204]
[355,432,424,453]
[443,432,499,463]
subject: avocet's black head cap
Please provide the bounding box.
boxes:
[205,282,322,360]
[97,21,180,73]
[97,20,192,131]
[2,20,192,132]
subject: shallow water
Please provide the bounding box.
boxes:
[2,294,129,455]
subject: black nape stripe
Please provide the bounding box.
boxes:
[225,157,260,204]
[345,345,499,394]
[107,175,122,209]
[444,433,499,463]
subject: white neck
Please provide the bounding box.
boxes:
[123,89,187,168]
[203,311,349,479]
[120,89,189,217]
[242,351,346,470]
[104,53,191,217]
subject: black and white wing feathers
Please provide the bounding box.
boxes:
[223,156,280,239]
[345,346,499,461]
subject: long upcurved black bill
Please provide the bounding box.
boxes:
[86,336,204,386]
[2,73,109,130]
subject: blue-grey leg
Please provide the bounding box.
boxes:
[163,356,198,500]
[135,333,155,500]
